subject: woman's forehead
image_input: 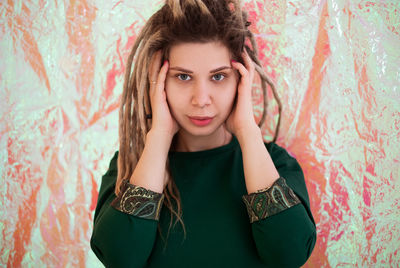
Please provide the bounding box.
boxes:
[168,41,232,71]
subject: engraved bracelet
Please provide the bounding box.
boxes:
[111,180,164,221]
[242,177,301,223]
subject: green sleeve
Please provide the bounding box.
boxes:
[90,151,158,268]
[251,143,317,267]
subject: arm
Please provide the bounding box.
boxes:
[91,52,177,267]
[228,51,278,193]
[90,151,161,268]
[236,126,279,193]
[229,51,316,266]
[130,54,178,193]
[90,131,172,268]
[130,129,173,193]
[238,130,317,267]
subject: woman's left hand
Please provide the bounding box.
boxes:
[225,50,259,138]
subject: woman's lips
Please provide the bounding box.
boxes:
[188,116,214,126]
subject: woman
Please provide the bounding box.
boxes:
[91,0,316,267]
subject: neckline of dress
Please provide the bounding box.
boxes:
[168,135,239,159]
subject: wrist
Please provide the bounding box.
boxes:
[130,130,171,194]
[235,124,261,144]
[146,129,174,152]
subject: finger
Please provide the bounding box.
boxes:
[231,58,253,102]
[242,49,255,78]
[149,50,163,83]
[149,51,163,102]
[149,60,169,118]
[231,60,249,80]
[155,60,169,93]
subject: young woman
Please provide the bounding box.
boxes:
[91,1,316,267]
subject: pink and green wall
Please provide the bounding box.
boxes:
[1,0,399,267]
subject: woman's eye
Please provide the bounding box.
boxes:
[212,73,225,81]
[177,74,191,81]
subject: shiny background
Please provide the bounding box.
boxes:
[1,0,399,267]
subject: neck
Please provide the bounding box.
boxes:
[172,126,232,152]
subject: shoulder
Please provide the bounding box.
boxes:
[92,150,120,223]
[264,141,312,209]
[106,151,119,175]
[98,151,119,196]
[264,141,304,175]
[264,142,298,167]
[265,141,287,155]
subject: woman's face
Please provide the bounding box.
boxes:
[165,41,238,138]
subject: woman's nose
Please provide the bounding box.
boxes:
[191,81,212,108]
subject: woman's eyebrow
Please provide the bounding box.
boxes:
[169,67,193,73]
[169,66,232,73]
[210,66,231,73]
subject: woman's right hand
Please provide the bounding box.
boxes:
[148,50,179,139]
[129,51,176,193]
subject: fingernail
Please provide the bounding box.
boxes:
[164,60,168,65]
[231,59,237,64]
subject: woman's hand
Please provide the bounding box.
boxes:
[130,51,177,191]
[148,50,179,139]
[226,50,260,139]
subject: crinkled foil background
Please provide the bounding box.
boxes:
[1,0,399,267]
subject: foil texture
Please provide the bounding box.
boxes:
[1,0,399,267]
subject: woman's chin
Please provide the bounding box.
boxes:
[176,122,225,138]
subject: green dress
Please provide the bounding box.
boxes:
[91,136,316,267]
